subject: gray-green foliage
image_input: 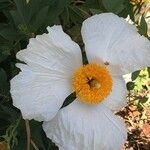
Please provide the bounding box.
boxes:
[127,68,150,110]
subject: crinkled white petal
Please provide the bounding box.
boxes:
[43,101,127,150]
[123,73,132,83]
[81,13,150,75]
[17,25,82,75]
[10,26,82,121]
[102,76,127,111]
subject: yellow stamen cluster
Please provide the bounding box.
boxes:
[72,64,112,104]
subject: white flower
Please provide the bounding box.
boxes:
[10,13,150,150]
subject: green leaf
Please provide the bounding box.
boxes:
[0,45,11,62]
[147,67,150,77]
[139,16,148,36]
[60,7,70,26]
[102,0,125,14]
[48,0,70,21]
[10,0,30,26]
[0,111,10,135]
[61,92,76,108]
[2,116,22,149]
[119,0,134,18]
[67,25,82,45]
[0,68,8,91]
[0,104,19,123]
[12,119,27,150]
[30,120,58,150]
[10,0,69,35]
[86,0,100,9]
[30,121,46,150]
[126,81,135,91]
[132,70,140,81]
[0,68,9,103]
[0,0,13,11]
[90,8,102,15]
[10,0,48,33]
[68,5,85,24]
[31,6,49,32]
[0,25,23,41]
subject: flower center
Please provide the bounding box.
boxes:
[88,79,101,89]
[72,63,113,104]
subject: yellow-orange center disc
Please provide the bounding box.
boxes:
[72,63,113,104]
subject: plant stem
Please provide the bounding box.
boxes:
[31,140,39,150]
[25,120,31,150]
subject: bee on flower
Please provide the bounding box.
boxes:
[10,13,150,150]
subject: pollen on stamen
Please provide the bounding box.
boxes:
[72,63,113,104]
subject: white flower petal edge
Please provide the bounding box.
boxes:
[10,26,82,121]
[102,76,127,111]
[81,13,150,75]
[43,101,127,150]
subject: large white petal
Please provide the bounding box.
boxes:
[102,76,127,111]
[17,25,82,76]
[10,26,82,121]
[81,13,150,75]
[43,101,127,150]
